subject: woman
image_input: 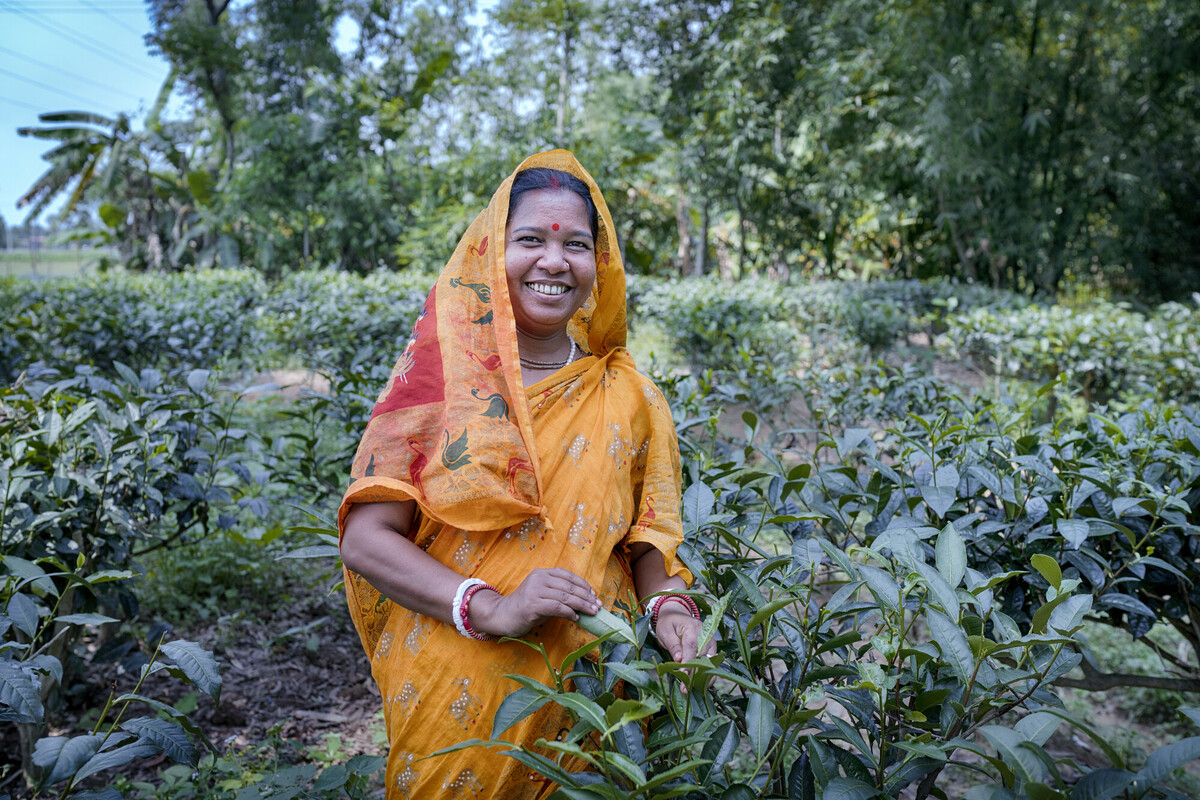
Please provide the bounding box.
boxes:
[339,150,712,800]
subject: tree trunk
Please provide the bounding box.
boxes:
[674,184,693,276]
[695,200,709,277]
[556,22,572,147]
[735,191,747,279]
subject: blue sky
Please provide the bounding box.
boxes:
[0,0,172,232]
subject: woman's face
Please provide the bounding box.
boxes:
[504,188,597,340]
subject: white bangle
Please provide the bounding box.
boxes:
[644,594,668,620]
[452,578,488,639]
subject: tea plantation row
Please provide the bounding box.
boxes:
[2,270,1199,799]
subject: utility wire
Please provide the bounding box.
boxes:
[79,0,144,35]
[0,6,147,11]
[0,0,161,80]
[0,92,44,112]
[0,65,112,109]
[0,2,147,9]
[0,45,144,105]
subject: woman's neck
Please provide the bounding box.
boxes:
[514,327,573,362]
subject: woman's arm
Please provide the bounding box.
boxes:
[341,501,601,637]
[629,542,716,662]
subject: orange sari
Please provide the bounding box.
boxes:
[338,150,690,800]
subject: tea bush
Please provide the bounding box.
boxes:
[1,364,251,789]
[941,299,1200,409]
[450,372,1200,799]
[7,268,1200,798]
[0,271,269,381]
[628,276,1030,372]
[631,277,804,372]
[259,269,433,371]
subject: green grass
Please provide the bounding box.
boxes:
[0,248,113,277]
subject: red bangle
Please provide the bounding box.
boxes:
[460,582,497,641]
[651,594,700,627]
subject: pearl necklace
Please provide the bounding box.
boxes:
[519,339,577,370]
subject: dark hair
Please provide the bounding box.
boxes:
[508,167,599,242]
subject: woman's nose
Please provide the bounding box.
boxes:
[538,246,569,271]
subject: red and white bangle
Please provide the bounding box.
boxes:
[452,578,498,641]
[645,593,701,628]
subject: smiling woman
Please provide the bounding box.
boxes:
[336,150,713,799]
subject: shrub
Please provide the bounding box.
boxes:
[259,268,433,372]
[0,270,269,381]
[941,299,1200,409]
[1,364,249,785]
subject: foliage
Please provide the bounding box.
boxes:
[448,367,1200,798]
[259,268,433,371]
[0,362,250,787]
[6,268,1200,797]
[942,298,1200,409]
[632,276,803,373]
[15,0,1200,300]
[0,270,269,382]
[116,728,385,800]
[630,275,1029,375]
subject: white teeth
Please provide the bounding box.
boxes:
[528,282,568,296]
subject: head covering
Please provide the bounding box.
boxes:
[339,150,627,533]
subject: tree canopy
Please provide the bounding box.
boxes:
[17,0,1200,300]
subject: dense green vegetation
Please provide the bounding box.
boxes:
[5,2,1199,796]
[13,0,1200,300]
[3,270,1199,798]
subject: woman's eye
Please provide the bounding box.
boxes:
[567,240,591,250]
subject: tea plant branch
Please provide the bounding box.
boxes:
[1133,628,1196,675]
[970,642,1069,734]
[132,503,205,556]
[1055,658,1200,693]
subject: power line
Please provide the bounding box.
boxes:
[0,6,148,15]
[79,0,144,35]
[0,0,162,81]
[0,92,44,113]
[0,6,147,11]
[0,65,113,108]
[0,2,147,9]
[0,45,144,105]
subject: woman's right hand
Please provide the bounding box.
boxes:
[470,567,601,638]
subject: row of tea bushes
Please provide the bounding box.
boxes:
[0,271,269,382]
[941,298,1200,407]
[628,275,1031,369]
[7,268,1197,412]
[451,362,1200,799]
[0,269,435,381]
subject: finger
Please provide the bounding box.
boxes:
[546,569,599,596]
[542,583,597,615]
[657,620,683,661]
[546,576,600,611]
[679,619,699,662]
[534,599,577,621]
[700,624,718,657]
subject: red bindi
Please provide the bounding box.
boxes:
[551,223,559,231]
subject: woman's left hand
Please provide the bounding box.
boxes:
[655,605,717,662]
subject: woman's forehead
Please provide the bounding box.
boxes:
[507,189,591,227]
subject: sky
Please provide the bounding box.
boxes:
[0,0,174,232]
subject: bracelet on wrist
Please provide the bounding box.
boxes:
[452,578,497,641]
[646,593,701,628]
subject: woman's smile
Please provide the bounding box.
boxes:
[527,282,569,296]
